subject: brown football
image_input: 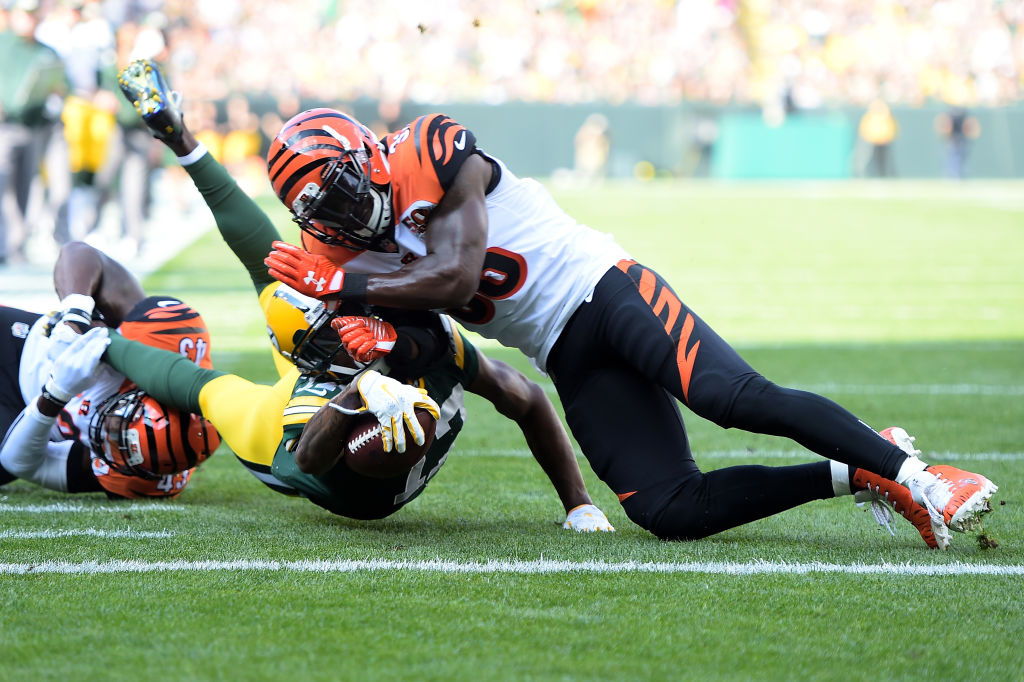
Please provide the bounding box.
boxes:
[343,408,437,479]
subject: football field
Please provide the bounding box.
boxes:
[3,181,1023,680]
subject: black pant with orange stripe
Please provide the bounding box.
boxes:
[546,261,908,540]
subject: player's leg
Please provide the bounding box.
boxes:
[604,261,909,477]
[118,59,281,295]
[548,310,834,539]
[603,260,997,536]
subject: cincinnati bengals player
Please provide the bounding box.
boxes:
[0,269,219,498]
[264,107,998,548]
[94,59,613,531]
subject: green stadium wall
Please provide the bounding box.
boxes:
[261,97,1024,180]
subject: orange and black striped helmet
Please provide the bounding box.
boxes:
[118,296,214,369]
[267,108,393,251]
[88,387,220,479]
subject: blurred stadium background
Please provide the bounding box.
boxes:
[1,0,1022,287]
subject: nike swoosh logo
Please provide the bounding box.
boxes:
[454,130,466,150]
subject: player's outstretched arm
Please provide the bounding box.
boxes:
[467,353,614,532]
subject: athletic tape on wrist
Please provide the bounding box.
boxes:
[59,293,95,327]
[41,381,71,407]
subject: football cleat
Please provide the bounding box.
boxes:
[911,465,998,533]
[851,427,948,549]
[117,59,183,143]
[853,470,946,550]
[878,426,920,457]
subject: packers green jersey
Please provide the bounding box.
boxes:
[245,321,479,519]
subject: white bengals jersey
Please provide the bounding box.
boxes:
[342,157,629,371]
[18,316,125,446]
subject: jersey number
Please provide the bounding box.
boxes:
[445,247,526,325]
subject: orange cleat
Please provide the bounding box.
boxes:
[850,426,949,549]
[878,426,998,535]
[853,468,946,550]
[919,464,998,533]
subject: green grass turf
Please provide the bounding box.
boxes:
[2,181,1023,680]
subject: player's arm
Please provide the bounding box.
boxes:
[266,154,492,309]
[292,383,362,475]
[467,353,613,531]
[0,329,108,492]
[53,240,146,329]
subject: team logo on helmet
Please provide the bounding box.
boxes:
[267,108,393,252]
[88,387,220,479]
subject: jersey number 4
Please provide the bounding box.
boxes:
[446,248,526,325]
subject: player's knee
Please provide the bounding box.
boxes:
[621,483,713,541]
[720,374,785,431]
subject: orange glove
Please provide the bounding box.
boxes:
[331,316,397,363]
[264,241,367,300]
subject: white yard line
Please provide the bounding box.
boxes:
[0,528,174,539]
[452,449,1024,461]
[799,383,1024,396]
[1,558,1022,576]
[0,503,188,513]
[539,383,1024,397]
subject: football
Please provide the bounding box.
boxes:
[343,408,437,479]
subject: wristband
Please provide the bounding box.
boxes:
[41,381,72,406]
[330,273,369,303]
[59,293,95,328]
[327,401,363,416]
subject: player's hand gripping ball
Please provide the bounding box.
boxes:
[344,408,437,478]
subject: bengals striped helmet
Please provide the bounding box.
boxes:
[89,387,220,479]
[119,296,214,369]
[267,108,393,251]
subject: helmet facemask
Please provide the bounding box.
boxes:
[291,149,393,251]
[277,294,374,380]
[88,388,216,479]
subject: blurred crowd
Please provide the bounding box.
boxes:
[148,0,1021,108]
[2,0,1023,264]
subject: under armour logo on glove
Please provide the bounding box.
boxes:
[265,240,352,299]
[304,272,327,293]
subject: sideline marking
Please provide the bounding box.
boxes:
[0,504,187,514]
[542,382,1024,397]
[800,383,1024,397]
[2,559,1022,576]
[454,449,1024,462]
[0,528,174,539]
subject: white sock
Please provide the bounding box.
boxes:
[177,142,209,166]
[829,460,852,497]
[894,456,928,485]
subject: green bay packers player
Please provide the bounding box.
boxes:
[260,103,998,548]
[98,60,613,529]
